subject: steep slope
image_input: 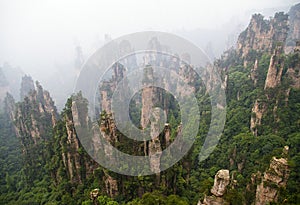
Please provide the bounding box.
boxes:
[13,81,57,187]
[0,4,300,205]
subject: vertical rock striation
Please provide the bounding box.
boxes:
[210,169,230,197]
[238,13,289,58]
[199,169,230,205]
[15,81,57,145]
[255,146,290,205]
[264,45,285,89]
[250,100,267,136]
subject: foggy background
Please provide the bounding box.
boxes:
[0,0,298,108]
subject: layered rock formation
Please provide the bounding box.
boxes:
[99,62,127,114]
[264,45,285,89]
[148,107,163,174]
[8,81,58,184]
[140,65,166,175]
[250,100,267,136]
[243,9,300,135]
[255,146,290,205]
[14,81,57,145]
[3,93,15,122]
[199,169,230,205]
[286,45,300,89]
[238,13,289,59]
[210,169,230,197]
[11,79,101,185]
[53,93,99,185]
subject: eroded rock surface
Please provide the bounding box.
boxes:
[255,146,290,205]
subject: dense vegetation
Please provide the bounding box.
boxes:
[0,47,299,204]
[1,8,300,202]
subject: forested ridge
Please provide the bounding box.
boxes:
[0,5,300,205]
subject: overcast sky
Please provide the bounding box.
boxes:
[0,0,298,79]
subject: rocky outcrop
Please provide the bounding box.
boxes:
[99,63,127,114]
[98,112,117,163]
[62,102,85,183]
[251,49,285,134]
[250,100,267,136]
[286,46,300,89]
[255,146,290,205]
[14,81,57,145]
[11,81,58,184]
[264,45,285,89]
[211,169,230,197]
[177,62,197,96]
[148,107,163,174]
[140,66,165,174]
[56,93,98,184]
[237,13,289,59]
[60,93,124,194]
[199,169,230,205]
[251,59,259,86]
[3,93,15,122]
[141,66,165,129]
[99,112,117,143]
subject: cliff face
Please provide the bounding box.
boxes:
[286,48,300,89]
[53,94,98,184]
[198,147,290,205]
[237,13,289,60]
[140,66,165,174]
[199,169,230,205]
[14,81,57,145]
[94,37,202,194]
[210,169,230,197]
[255,146,290,205]
[250,46,300,136]
[244,9,300,135]
[217,7,296,204]
[99,63,127,114]
[56,93,120,197]
[250,100,267,136]
[264,45,285,89]
[3,93,15,122]
[2,4,300,204]
[9,81,58,184]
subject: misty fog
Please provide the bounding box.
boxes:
[0,0,297,109]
